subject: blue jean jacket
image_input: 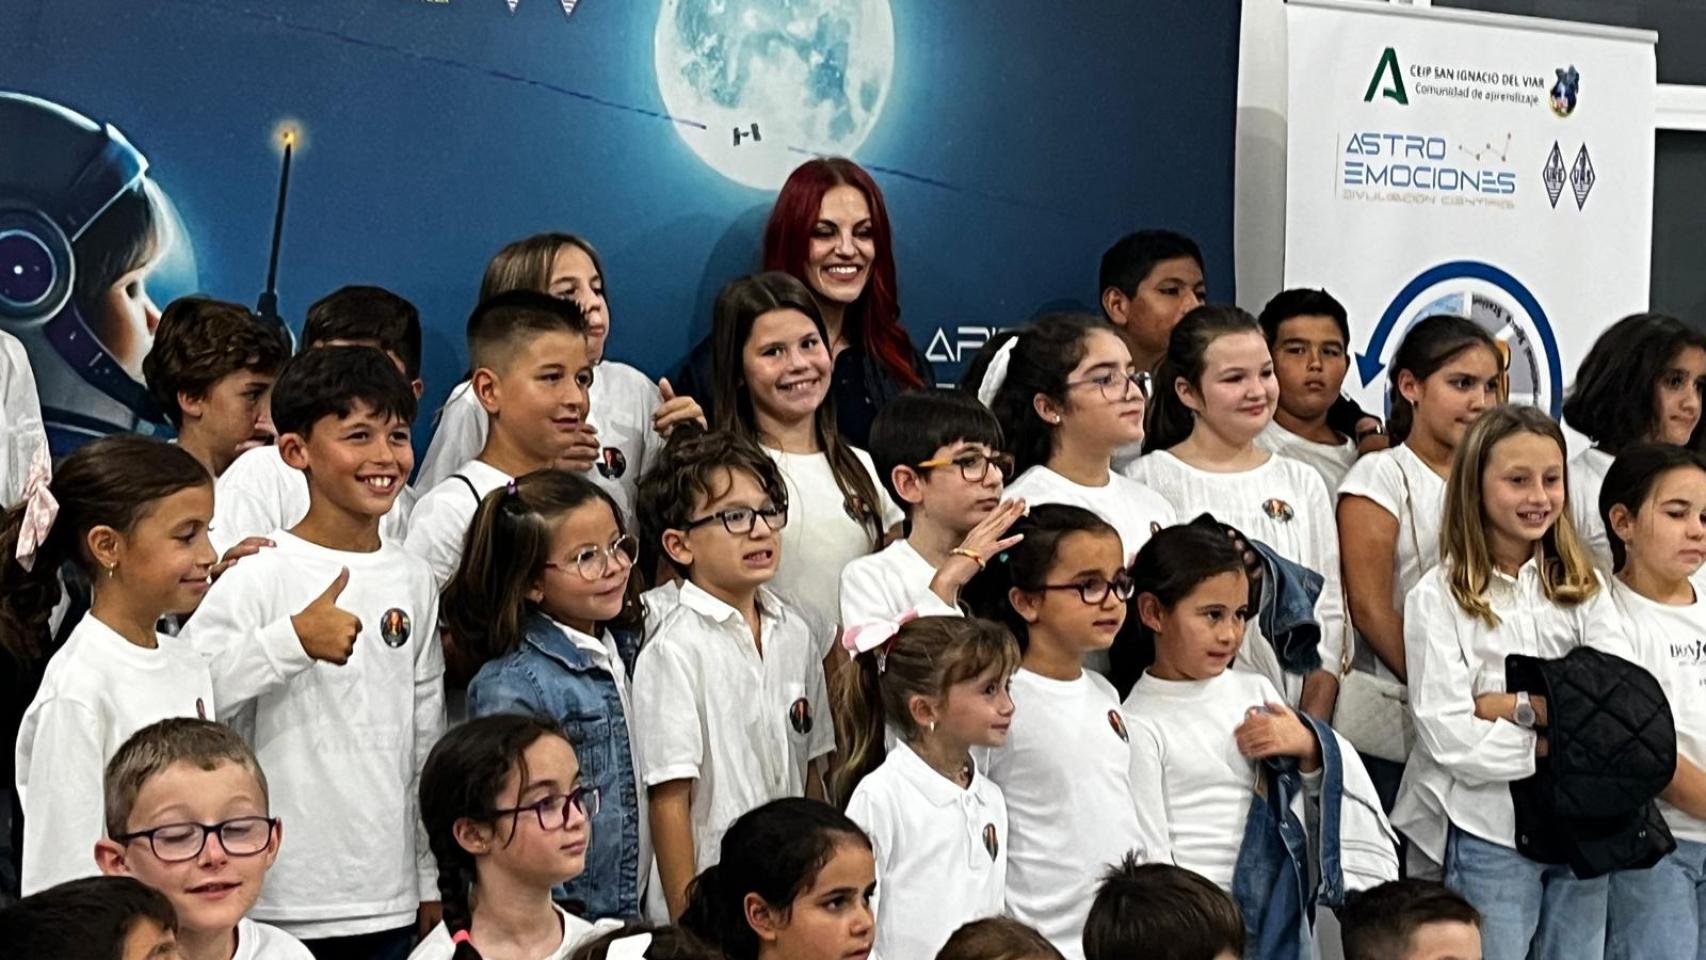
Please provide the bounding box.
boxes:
[1249,539,1326,676]
[466,615,643,920]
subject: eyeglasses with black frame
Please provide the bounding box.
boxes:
[1064,368,1152,403]
[490,785,601,830]
[546,534,639,581]
[1035,570,1137,605]
[914,450,1016,484]
[680,502,789,536]
[114,816,278,863]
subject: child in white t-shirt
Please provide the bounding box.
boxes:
[181,348,446,953]
[834,615,1020,960]
[631,428,835,919]
[1252,289,1363,493]
[411,714,623,960]
[8,436,217,896]
[1599,444,1706,959]
[964,503,1147,960]
[973,315,1174,564]
[95,718,312,960]
[841,388,1025,629]
[405,292,594,589]
[1125,305,1344,719]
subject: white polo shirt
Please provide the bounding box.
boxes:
[1004,465,1174,564]
[846,740,1007,960]
[211,445,416,556]
[402,459,513,589]
[631,582,835,871]
[839,539,963,629]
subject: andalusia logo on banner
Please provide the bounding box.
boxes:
[1356,261,1563,416]
[1365,47,1409,105]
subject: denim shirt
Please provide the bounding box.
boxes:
[467,614,643,920]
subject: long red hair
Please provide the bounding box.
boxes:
[762,158,923,390]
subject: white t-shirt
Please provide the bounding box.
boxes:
[413,364,663,524]
[0,329,47,508]
[1003,465,1175,564]
[845,741,1007,960]
[180,532,446,939]
[985,668,1145,960]
[1255,421,1358,493]
[1611,576,1706,844]
[1568,446,1616,574]
[15,616,215,896]
[211,446,416,556]
[1393,561,1631,864]
[1337,444,1447,680]
[1123,669,1285,890]
[764,446,903,631]
[409,907,623,960]
[1124,450,1347,699]
[631,582,835,872]
[402,459,513,589]
[839,539,962,628]
[232,918,314,960]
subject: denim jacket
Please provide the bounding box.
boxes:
[1233,712,1399,959]
[467,614,644,920]
[1249,539,1326,676]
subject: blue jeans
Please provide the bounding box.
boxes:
[1444,827,1607,960]
[1607,838,1706,960]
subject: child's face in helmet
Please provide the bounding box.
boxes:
[97,258,163,380]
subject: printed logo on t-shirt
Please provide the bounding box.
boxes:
[380,608,412,648]
[1107,709,1129,743]
[789,697,813,735]
[982,822,999,861]
[598,446,628,479]
[1261,498,1295,523]
[1670,638,1706,667]
[196,697,206,720]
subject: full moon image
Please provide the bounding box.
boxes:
[654,0,894,190]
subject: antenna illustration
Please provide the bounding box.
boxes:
[257,126,295,326]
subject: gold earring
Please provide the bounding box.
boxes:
[105,563,116,578]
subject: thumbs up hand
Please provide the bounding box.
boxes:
[291,568,361,665]
[652,378,707,438]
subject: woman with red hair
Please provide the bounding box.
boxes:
[676,157,931,446]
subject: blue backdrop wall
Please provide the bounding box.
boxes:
[0,0,1241,453]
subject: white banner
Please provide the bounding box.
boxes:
[1283,0,1656,426]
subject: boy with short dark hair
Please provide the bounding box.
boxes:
[1082,855,1243,960]
[1338,879,1482,960]
[211,286,424,557]
[1097,230,1208,376]
[142,297,288,478]
[1256,288,1360,490]
[95,717,311,959]
[0,875,180,960]
[404,290,592,587]
[840,388,1023,627]
[632,429,834,920]
[182,347,445,956]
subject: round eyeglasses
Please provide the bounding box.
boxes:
[1036,571,1137,605]
[915,451,1016,484]
[491,786,601,830]
[114,816,277,863]
[547,534,639,581]
[1064,369,1152,403]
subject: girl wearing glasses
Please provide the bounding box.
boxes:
[442,471,649,922]
[413,714,624,960]
[964,504,1147,960]
[1127,305,1346,720]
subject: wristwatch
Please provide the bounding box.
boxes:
[1514,691,1536,729]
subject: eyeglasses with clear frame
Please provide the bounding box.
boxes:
[1064,368,1153,403]
[114,816,278,863]
[546,534,639,581]
[680,503,789,536]
[490,785,601,830]
[915,450,1016,484]
[1035,571,1137,605]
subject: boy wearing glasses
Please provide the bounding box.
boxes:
[95,718,313,959]
[631,429,835,920]
[181,347,444,959]
[406,291,593,590]
[841,389,1026,628]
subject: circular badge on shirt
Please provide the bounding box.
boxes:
[982,823,999,861]
[1107,709,1129,743]
[1261,498,1295,523]
[789,697,813,735]
[598,446,628,480]
[380,608,411,649]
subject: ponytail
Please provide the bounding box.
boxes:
[969,315,1102,476]
[1143,305,1262,453]
[0,436,208,666]
[830,649,886,807]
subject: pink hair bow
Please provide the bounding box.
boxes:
[841,608,922,673]
[14,445,57,572]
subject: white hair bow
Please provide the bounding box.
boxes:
[975,335,1020,408]
[14,445,57,572]
[605,933,652,960]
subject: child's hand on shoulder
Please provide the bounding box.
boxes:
[652,378,707,437]
[1235,702,1321,772]
[210,536,274,581]
[290,567,361,665]
[931,498,1027,603]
